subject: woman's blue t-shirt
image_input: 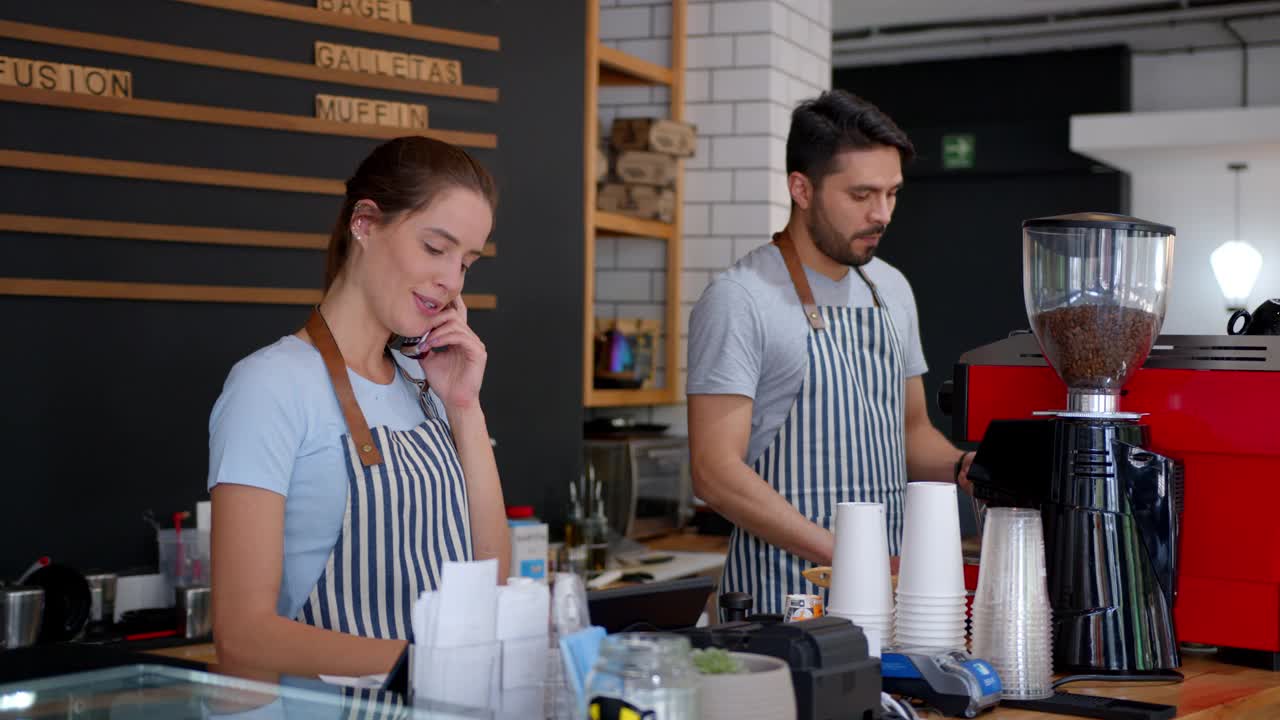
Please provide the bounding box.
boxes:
[208,335,447,619]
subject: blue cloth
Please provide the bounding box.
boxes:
[208,335,448,619]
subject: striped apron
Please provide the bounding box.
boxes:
[721,231,907,616]
[296,310,472,640]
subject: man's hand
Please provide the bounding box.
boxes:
[957,450,974,495]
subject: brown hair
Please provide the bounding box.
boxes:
[324,136,498,290]
[787,90,915,182]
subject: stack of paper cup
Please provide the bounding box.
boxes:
[970,507,1054,699]
[894,482,967,653]
[826,502,894,657]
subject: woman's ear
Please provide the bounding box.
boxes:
[349,200,381,249]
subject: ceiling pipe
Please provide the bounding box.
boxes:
[833,1,1280,55]
[1222,19,1250,106]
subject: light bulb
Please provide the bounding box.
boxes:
[1210,240,1262,308]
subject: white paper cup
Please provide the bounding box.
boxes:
[896,599,968,612]
[895,630,966,640]
[895,590,970,602]
[871,628,889,658]
[895,638,966,653]
[835,614,894,630]
[827,502,894,617]
[897,483,966,597]
[896,609,962,627]
[896,604,967,620]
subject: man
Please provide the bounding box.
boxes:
[686,90,973,615]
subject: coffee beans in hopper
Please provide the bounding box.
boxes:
[1033,305,1161,389]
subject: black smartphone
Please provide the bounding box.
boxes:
[392,334,428,359]
[391,334,452,358]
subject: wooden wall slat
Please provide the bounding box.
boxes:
[0,20,499,103]
[0,213,498,256]
[0,278,497,308]
[0,85,498,148]
[174,0,500,51]
[0,278,322,305]
[0,213,327,249]
[0,148,346,195]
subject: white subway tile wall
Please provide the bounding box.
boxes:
[594,0,831,424]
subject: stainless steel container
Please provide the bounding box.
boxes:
[176,585,212,639]
[1,586,45,649]
[85,573,118,624]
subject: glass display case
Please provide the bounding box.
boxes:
[0,664,488,719]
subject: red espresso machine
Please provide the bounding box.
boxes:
[947,321,1280,668]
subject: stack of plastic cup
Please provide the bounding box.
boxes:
[894,482,967,653]
[826,502,894,657]
[970,507,1054,700]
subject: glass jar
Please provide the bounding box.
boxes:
[585,633,700,720]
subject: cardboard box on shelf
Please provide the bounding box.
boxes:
[614,151,678,187]
[611,118,697,157]
[597,183,675,223]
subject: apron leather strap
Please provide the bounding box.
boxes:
[773,230,826,330]
[305,309,384,467]
[854,265,886,310]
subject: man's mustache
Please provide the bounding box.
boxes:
[853,224,887,239]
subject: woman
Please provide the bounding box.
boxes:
[208,136,510,677]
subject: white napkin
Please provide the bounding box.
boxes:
[496,578,550,690]
[412,559,500,708]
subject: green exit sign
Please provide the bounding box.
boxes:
[942,134,976,170]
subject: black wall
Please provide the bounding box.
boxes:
[0,1,584,578]
[835,46,1132,436]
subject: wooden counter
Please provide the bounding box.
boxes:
[642,530,730,554]
[149,645,1280,718]
[142,533,1280,718]
[930,653,1280,719]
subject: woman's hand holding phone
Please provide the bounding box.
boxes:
[416,296,486,411]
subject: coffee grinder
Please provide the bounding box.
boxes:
[967,213,1182,674]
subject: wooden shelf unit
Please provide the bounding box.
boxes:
[598,44,675,87]
[173,0,500,51]
[0,277,497,309]
[594,211,676,240]
[582,0,686,409]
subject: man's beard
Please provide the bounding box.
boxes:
[807,199,886,268]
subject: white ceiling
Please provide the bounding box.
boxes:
[832,0,1280,67]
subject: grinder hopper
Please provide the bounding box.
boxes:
[1022,212,1175,415]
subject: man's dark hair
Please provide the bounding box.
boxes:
[786,90,915,182]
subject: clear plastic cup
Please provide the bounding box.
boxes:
[897,483,966,597]
[828,503,894,617]
[969,507,1053,700]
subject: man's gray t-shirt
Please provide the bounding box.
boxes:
[687,243,928,466]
